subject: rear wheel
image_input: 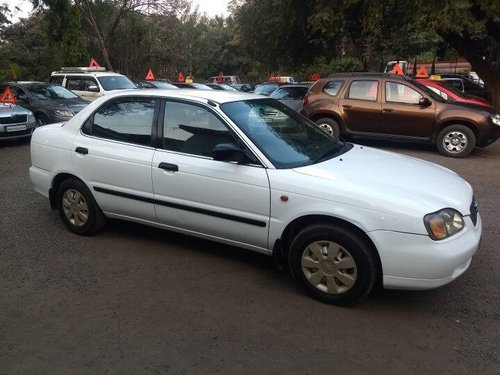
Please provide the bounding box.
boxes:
[288,223,377,306]
[436,125,476,158]
[315,118,340,138]
[56,178,106,235]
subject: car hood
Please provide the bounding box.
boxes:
[46,99,89,114]
[291,144,473,217]
[446,101,497,115]
[0,103,31,115]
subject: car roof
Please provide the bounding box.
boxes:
[5,81,59,87]
[51,71,125,77]
[274,84,309,89]
[99,88,263,104]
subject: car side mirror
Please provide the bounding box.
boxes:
[419,97,432,107]
[87,85,99,92]
[212,143,256,164]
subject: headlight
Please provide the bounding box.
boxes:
[491,114,500,126]
[424,208,464,240]
[28,112,36,123]
[53,109,74,117]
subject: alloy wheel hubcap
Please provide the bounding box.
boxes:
[62,189,89,227]
[301,241,357,295]
[443,131,468,153]
[319,123,334,135]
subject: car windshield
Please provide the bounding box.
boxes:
[27,84,79,100]
[191,83,213,89]
[220,98,350,168]
[220,84,238,91]
[97,76,137,91]
[154,82,178,89]
[412,81,447,102]
[254,83,279,96]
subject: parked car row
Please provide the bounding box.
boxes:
[2,68,498,159]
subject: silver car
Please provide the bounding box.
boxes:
[0,103,37,140]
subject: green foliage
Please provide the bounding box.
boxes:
[0,0,498,107]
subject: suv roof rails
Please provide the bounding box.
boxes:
[326,72,411,79]
[54,67,108,73]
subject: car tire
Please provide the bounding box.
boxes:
[436,125,476,158]
[288,223,377,306]
[36,114,49,126]
[315,118,340,138]
[56,178,106,235]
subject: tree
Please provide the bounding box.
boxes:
[32,0,190,70]
[420,0,500,107]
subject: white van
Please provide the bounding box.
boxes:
[49,67,137,101]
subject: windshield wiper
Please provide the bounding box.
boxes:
[314,145,342,163]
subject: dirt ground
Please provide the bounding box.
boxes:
[1,139,499,374]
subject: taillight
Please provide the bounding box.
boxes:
[302,94,309,107]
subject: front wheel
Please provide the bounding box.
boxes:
[288,224,377,306]
[56,178,106,235]
[436,125,476,158]
[36,115,49,126]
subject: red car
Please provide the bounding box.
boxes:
[417,79,492,108]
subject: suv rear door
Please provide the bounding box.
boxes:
[338,78,382,133]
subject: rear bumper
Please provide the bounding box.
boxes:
[29,166,54,199]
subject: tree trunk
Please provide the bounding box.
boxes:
[76,1,114,71]
[439,31,500,109]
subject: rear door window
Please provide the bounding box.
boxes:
[347,80,378,101]
[49,76,64,85]
[85,97,156,146]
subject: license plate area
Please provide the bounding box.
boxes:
[6,125,27,132]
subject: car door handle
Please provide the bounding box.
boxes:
[158,162,178,172]
[383,108,394,112]
[342,104,352,109]
[75,147,88,155]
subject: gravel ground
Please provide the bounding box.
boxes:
[1,138,499,374]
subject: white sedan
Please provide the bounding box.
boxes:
[29,89,481,305]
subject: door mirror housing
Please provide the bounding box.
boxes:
[212,143,256,164]
[87,85,99,92]
[419,97,432,107]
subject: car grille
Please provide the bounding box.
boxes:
[470,197,478,226]
[0,114,28,124]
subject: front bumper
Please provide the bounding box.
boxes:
[0,122,36,140]
[368,214,481,290]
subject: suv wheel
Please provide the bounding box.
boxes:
[288,224,377,306]
[315,118,340,138]
[436,125,476,158]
